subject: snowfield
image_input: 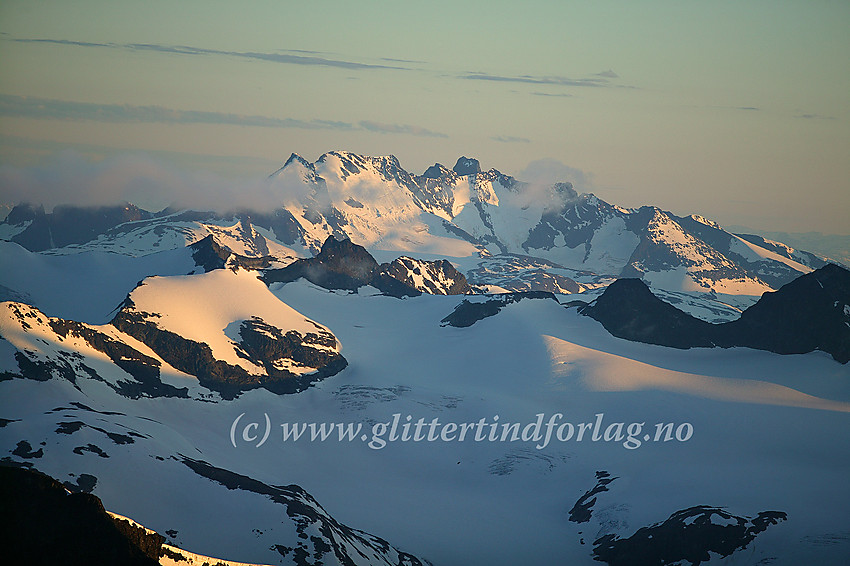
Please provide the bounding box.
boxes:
[3,276,849,565]
[1,151,849,565]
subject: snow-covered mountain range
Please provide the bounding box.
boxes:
[1,151,833,303]
[1,150,849,565]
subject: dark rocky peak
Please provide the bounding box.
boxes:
[317,235,380,280]
[581,278,716,349]
[724,262,850,362]
[0,466,164,565]
[263,236,383,292]
[264,236,474,298]
[282,152,313,170]
[190,233,273,273]
[582,264,850,363]
[3,202,154,252]
[453,156,482,176]
[4,202,46,225]
[422,163,452,179]
[189,235,231,272]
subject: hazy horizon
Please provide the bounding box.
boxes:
[1,1,847,235]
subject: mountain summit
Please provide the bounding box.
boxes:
[1,150,834,303]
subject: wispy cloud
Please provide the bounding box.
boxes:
[380,56,428,64]
[737,106,760,111]
[0,94,355,130]
[518,158,593,193]
[531,92,573,98]
[358,120,448,138]
[12,37,408,71]
[0,94,448,138]
[462,73,611,87]
[796,113,836,120]
[0,150,298,213]
[594,69,619,78]
[491,135,530,143]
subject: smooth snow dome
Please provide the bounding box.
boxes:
[126,269,340,373]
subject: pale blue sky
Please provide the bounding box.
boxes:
[0,0,847,233]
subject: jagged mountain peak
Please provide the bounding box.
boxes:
[688,214,722,230]
[281,152,312,170]
[453,156,482,176]
[2,149,837,300]
[422,162,454,179]
[317,150,402,172]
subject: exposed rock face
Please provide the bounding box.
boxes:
[452,156,482,176]
[112,304,347,400]
[566,470,787,566]
[440,291,557,328]
[263,236,379,289]
[0,301,189,398]
[581,263,850,363]
[593,506,787,566]
[382,256,472,295]
[2,202,153,252]
[580,278,717,349]
[189,234,273,272]
[569,470,617,524]
[264,236,471,298]
[0,466,163,566]
[722,262,850,362]
[1,272,349,399]
[181,457,428,566]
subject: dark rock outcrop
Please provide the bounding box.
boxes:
[580,278,717,349]
[263,235,386,290]
[722,262,850,362]
[189,234,273,272]
[581,263,850,363]
[569,471,617,524]
[263,236,471,298]
[112,301,347,399]
[382,256,472,295]
[2,202,153,252]
[0,465,163,566]
[452,156,482,176]
[441,291,557,328]
[181,456,427,566]
[0,302,189,398]
[593,506,787,566]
